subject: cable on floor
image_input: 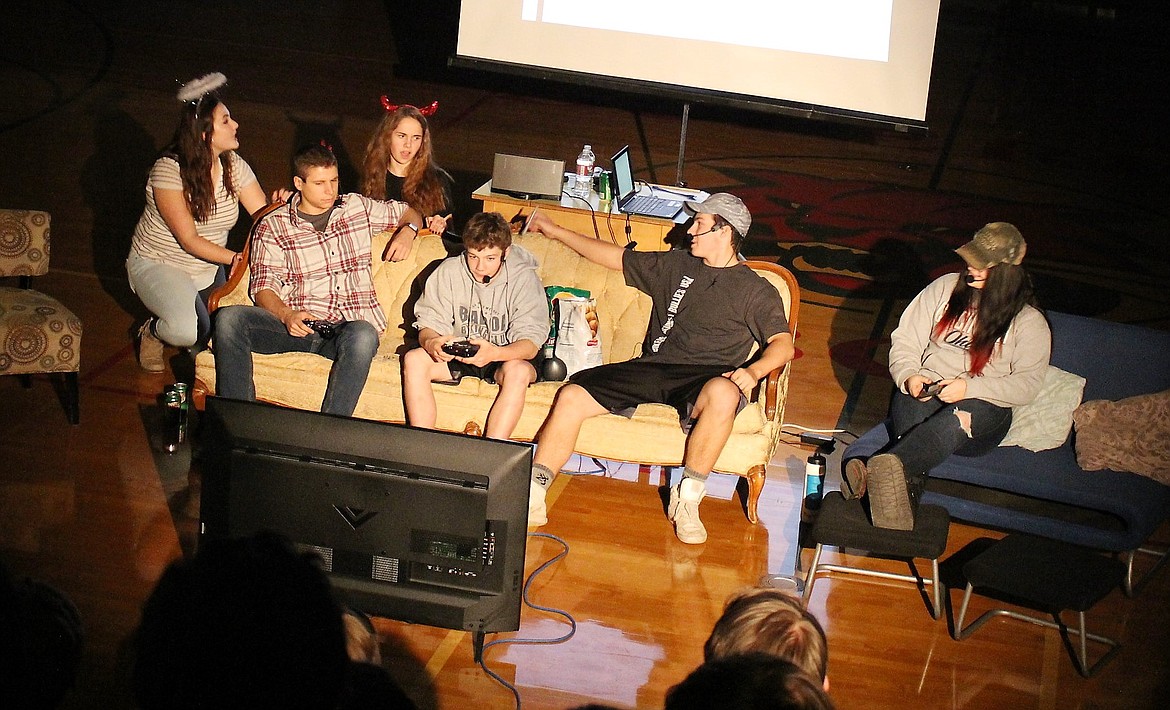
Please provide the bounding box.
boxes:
[477,532,576,708]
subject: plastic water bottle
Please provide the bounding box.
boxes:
[573,144,595,199]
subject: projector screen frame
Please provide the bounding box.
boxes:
[451,0,940,135]
[448,55,928,134]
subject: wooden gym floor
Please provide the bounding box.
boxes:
[2,1,1167,707]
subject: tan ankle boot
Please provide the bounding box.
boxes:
[137,320,165,372]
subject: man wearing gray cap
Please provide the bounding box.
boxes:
[524,193,794,543]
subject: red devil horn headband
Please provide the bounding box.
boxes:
[379,96,439,117]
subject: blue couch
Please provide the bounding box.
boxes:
[845,311,1170,593]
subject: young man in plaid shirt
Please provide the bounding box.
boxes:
[214,143,423,416]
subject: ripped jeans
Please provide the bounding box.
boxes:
[885,391,1012,478]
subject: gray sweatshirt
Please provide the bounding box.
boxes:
[413,244,550,351]
[888,273,1051,408]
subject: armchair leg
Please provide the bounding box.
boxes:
[745,465,766,524]
[65,372,80,425]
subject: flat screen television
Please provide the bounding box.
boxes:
[198,397,531,658]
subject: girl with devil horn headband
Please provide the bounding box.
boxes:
[361,97,454,240]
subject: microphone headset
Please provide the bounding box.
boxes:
[691,221,745,253]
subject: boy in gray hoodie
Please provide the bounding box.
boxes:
[403,212,550,439]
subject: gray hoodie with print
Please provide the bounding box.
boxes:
[413,244,550,352]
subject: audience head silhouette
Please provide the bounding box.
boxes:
[0,561,84,709]
[704,587,829,687]
[665,653,836,710]
[132,531,349,710]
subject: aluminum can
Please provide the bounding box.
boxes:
[597,171,612,203]
[164,390,186,449]
[172,382,190,408]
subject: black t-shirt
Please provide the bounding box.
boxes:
[383,171,454,218]
[623,250,789,367]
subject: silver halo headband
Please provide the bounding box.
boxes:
[177,72,228,118]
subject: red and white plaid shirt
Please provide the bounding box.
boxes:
[249,193,408,332]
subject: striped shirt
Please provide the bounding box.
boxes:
[249,193,408,333]
[130,153,257,288]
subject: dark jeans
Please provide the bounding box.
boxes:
[192,267,226,353]
[884,391,1013,477]
[213,305,379,416]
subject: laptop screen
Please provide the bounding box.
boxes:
[610,145,636,202]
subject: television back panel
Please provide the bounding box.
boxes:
[199,397,530,634]
[224,449,502,595]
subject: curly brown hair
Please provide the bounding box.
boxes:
[162,93,236,223]
[360,105,451,216]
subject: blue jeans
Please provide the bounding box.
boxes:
[213,306,379,416]
[885,391,1012,477]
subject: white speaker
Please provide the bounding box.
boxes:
[491,153,565,199]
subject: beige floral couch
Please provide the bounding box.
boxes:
[193,220,800,522]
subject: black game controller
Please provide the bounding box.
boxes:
[442,340,480,358]
[920,380,944,397]
[303,319,343,340]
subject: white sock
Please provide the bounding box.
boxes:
[532,463,555,489]
[679,476,706,502]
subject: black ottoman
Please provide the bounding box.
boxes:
[953,533,1125,677]
[801,491,951,619]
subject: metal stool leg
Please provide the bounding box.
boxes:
[954,584,1121,676]
[930,557,942,620]
[801,544,825,608]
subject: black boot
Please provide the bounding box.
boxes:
[841,458,868,499]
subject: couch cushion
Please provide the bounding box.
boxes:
[1073,389,1170,485]
[999,365,1085,452]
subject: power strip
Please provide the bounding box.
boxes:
[799,432,836,449]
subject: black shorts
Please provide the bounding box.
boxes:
[444,360,502,384]
[570,360,748,430]
[443,358,541,386]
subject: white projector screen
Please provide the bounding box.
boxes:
[455,0,942,128]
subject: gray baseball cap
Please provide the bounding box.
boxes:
[685,193,751,237]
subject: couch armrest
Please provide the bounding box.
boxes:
[208,201,285,313]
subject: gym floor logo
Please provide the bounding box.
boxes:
[705,167,1131,309]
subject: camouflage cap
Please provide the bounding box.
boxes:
[956,222,1027,269]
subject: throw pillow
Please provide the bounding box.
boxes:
[999,366,1086,452]
[1072,389,1170,485]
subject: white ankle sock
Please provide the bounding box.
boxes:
[679,476,706,502]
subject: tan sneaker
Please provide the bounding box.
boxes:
[668,481,707,544]
[137,320,165,372]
